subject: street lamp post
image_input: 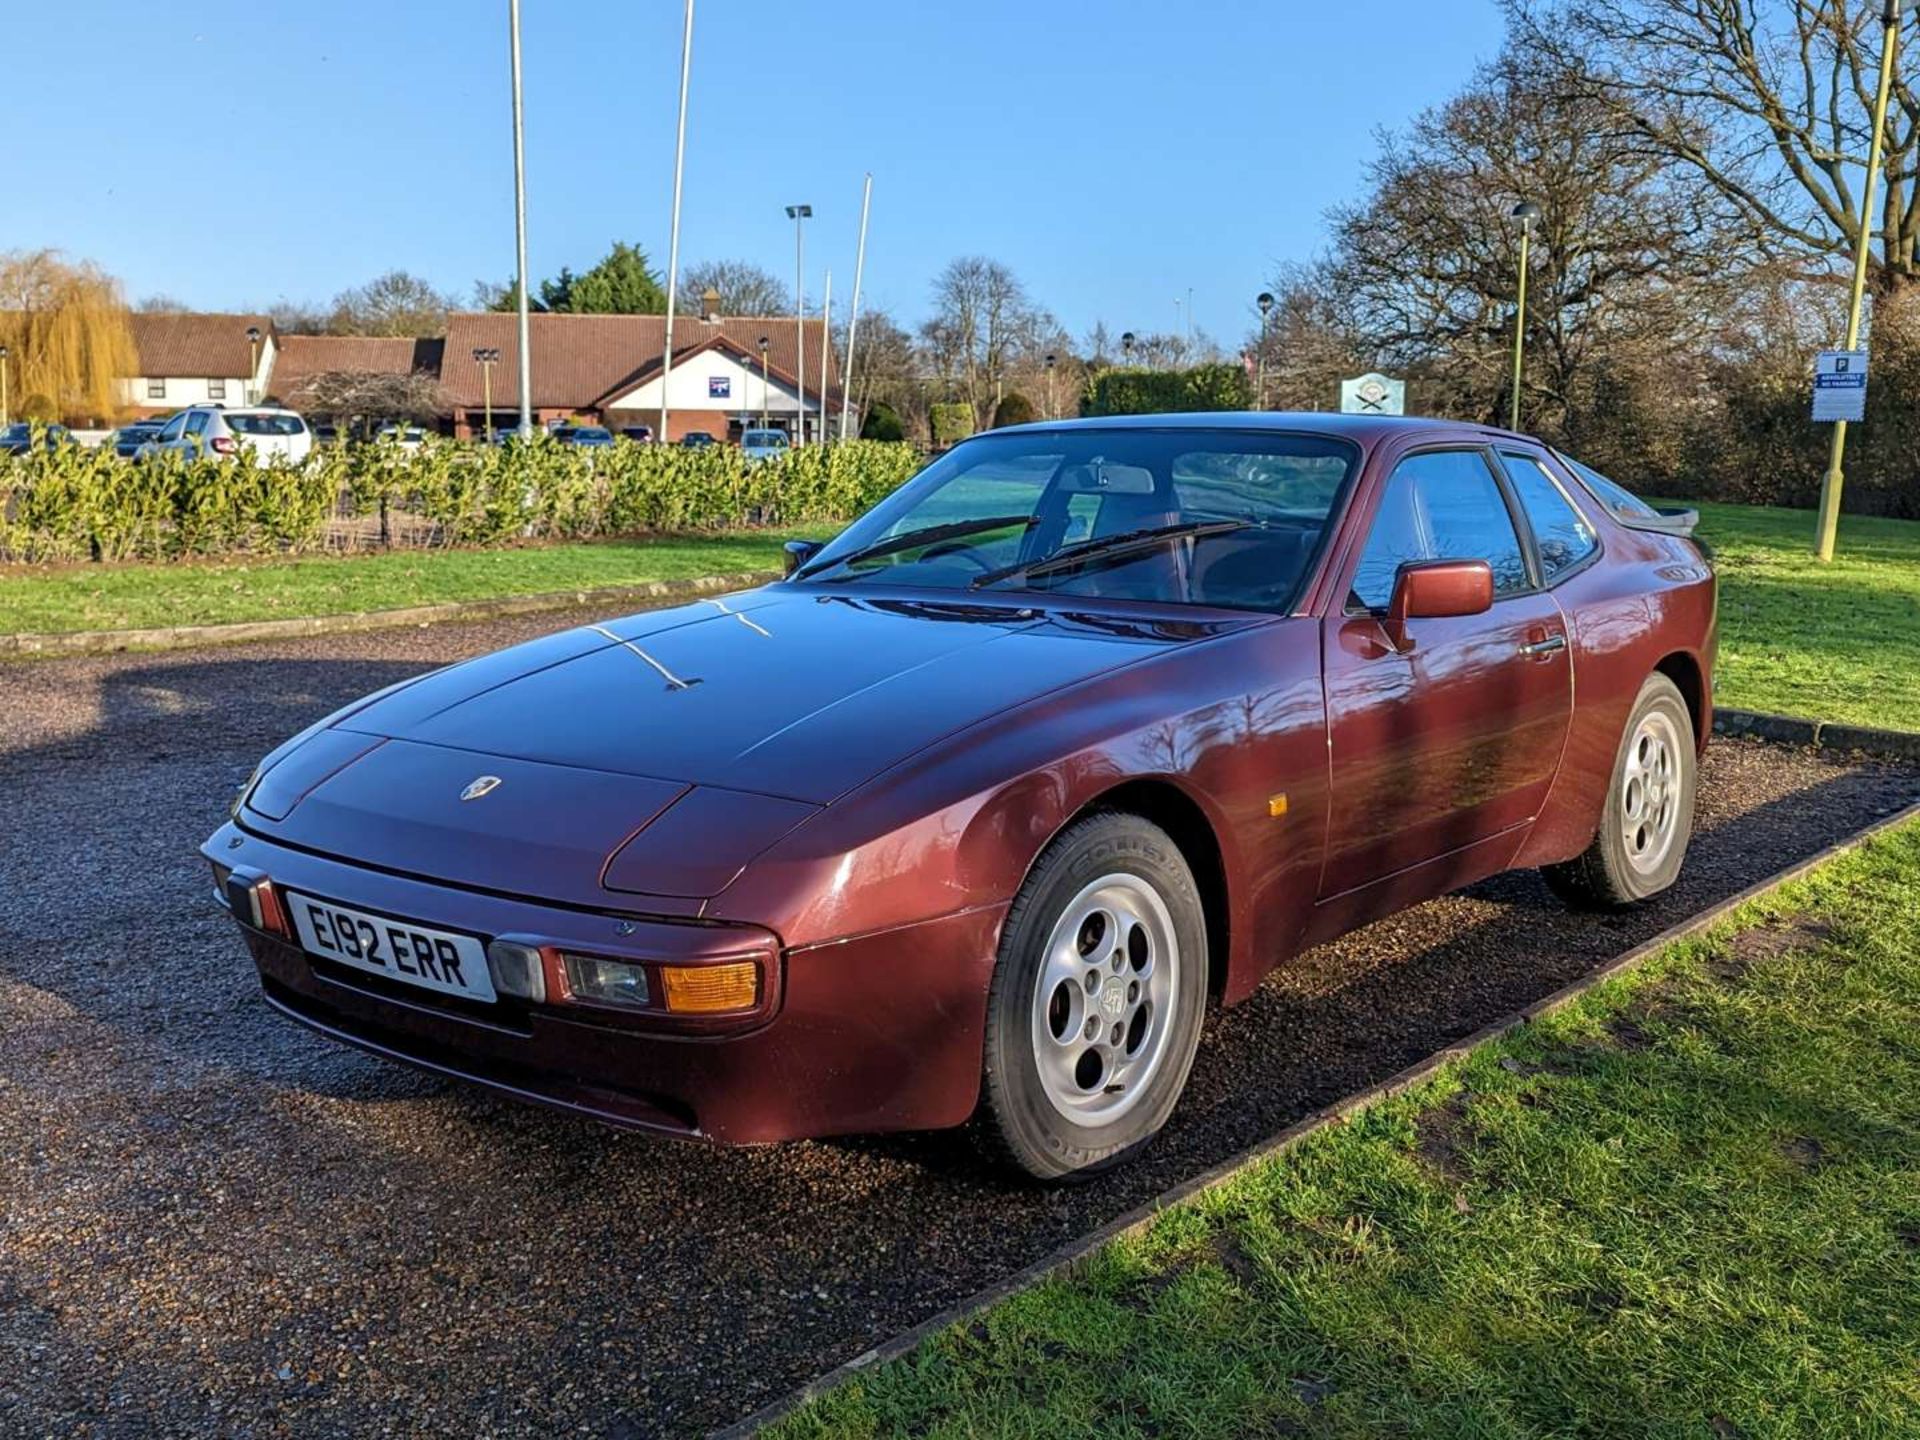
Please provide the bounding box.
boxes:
[507,0,534,438]
[758,336,770,428]
[0,345,10,427]
[786,204,811,443]
[1043,353,1057,419]
[1508,201,1541,432]
[473,347,501,437]
[1121,332,1136,365]
[1256,291,1275,410]
[245,326,261,404]
[1815,0,1903,562]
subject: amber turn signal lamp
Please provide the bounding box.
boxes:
[660,961,759,1014]
[224,868,291,939]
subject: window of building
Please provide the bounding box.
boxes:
[146,378,167,401]
[208,378,227,401]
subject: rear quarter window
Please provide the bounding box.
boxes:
[1561,454,1659,523]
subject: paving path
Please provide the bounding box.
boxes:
[3,614,1916,1438]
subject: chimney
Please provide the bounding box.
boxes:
[700,287,722,322]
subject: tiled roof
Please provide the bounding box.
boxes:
[267,335,442,406]
[437,312,840,410]
[129,313,273,378]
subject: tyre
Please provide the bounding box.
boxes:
[976,811,1208,1181]
[1544,672,1697,909]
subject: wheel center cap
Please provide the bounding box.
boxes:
[1100,978,1128,1021]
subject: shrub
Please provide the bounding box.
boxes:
[860,400,906,443]
[930,402,976,447]
[992,392,1036,428]
[0,436,925,564]
[1081,364,1253,417]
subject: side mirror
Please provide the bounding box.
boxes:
[783,539,825,577]
[1383,559,1494,650]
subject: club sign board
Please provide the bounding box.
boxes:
[1811,349,1867,423]
[1340,372,1406,416]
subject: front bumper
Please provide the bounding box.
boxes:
[205,822,1005,1144]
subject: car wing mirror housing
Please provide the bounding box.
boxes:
[783,539,825,576]
[1384,559,1494,650]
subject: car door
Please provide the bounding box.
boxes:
[1317,446,1573,900]
[150,412,188,457]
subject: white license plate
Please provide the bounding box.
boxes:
[285,891,497,1003]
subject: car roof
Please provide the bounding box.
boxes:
[990,410,1536,446]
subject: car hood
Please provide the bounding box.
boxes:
[333,587,1238,803]
[244,587,1250,903]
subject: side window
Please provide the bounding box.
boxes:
[1350,450,1529,610]
[185,411,210,436]
[1498,453,1598,582]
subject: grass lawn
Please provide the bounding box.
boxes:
[0,524,837,634]
[1683,500,1920,733]
[769,818,1920,1439]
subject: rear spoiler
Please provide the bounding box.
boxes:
[1622,506,1699,538]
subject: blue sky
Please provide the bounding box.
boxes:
[14,0,1503,344]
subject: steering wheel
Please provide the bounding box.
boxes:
[919,541,998,573]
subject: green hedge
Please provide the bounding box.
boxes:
[1081,364,1253,417]
[0,436,925,564]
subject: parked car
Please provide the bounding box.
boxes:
[618,425,654,444]
[554,425,615,448]
[373,424,427,452]
[1,422,74,456]
[679,430,717,449]
[113,419,169,458]
[740,427,790,463]
[140,407,313,466]
[204,413,1715,1180]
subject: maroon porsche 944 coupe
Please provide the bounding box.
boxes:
[205,414,1715,1179]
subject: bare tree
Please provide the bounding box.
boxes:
[1511,0,1920,288]
[326,270,456,337]
[921,257,1052,428]
[1248,263,1370,411]
[1324,47,1750,435]
[295,369,444,431]
[682,259,793,316]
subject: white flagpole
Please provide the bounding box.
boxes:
[657,0,694,444]
[839,173,872,440]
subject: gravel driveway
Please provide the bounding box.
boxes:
[3,614,1916,1438]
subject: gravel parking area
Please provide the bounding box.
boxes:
[4,613,1917,1438]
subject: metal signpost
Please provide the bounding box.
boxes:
[1813,0,1902,561]
[1340,372,1406,416]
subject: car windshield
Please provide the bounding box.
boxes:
[1,424,27,444]
[571,427,612,441]
[792,426,1358,611]
[227,413,306,436]
[743,430,787,447]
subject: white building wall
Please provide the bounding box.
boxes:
[120,336,277,411]
[608,349,813,417]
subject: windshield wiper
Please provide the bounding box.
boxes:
[969,518,1253,591]
[794,515,1038,581]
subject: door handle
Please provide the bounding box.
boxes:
[1518,633,1568,658]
